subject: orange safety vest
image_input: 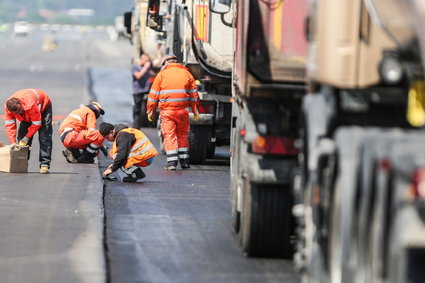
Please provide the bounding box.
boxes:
[110,128,158,168]
[147,63,199,113]
[59,106,98,134]
[3,89,51,143]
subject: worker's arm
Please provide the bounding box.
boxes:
[188,76,199,114]
[133,61,151,80]
[86,111,97,131]
[147,73,161,114]
[3,109,17,144]
[111,132,135,172]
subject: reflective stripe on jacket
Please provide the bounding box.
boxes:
[147,63,199,113]
[110,128,158,168]
[3,89,51,143]
[59,105,98,134]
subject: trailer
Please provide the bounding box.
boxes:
[217,0,308,257]
[293,0,425,282]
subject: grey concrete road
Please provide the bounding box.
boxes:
[0,26,300,283]
[0,27,107,283]
[90,35,300,283]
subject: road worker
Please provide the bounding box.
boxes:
[146,54,199,170]
[100,122,158,182]
[3,89,52,174]
[59,102,106,163]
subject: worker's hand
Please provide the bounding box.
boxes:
[147,111,154,122]
[10,143,16,148]
[194,112,199,121]
[100,145,108,157]
[103,165,113,177]
[18,137,29,147]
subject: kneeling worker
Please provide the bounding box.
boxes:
[100,122,158,182]
[59,102,105,163]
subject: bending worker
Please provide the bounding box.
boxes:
[146,54,199,170]
[100,122,158,183]
[59,102,105,163]
[3,89,53,174]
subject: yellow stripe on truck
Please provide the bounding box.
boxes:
[273,2,283,51]
[195,5,209,41]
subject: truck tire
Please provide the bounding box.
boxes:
[231,189,240,233]
[241,182,294,258]
[206,138,216,159]
[189,125,211,164]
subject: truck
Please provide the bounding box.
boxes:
[211,0,308,257]
[293,0,425,282]
[124,0,233,164]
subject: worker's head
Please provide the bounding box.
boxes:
[99,122,115,141]
[6,98,23,115]
[88,101,105,118]
[139,54,151,65]
[161,53,178,66]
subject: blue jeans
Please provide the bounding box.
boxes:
[17,104,53,168]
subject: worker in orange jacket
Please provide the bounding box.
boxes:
[59,102,106,163]
[146,54,199,170]
[100,122,158,182]
[3,89,52,174]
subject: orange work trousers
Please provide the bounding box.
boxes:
[161,109,189,155]
[62,129,104,149]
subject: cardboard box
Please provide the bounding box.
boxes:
[0,144,29,173]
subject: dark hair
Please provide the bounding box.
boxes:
[99,122,114,137]
[6,98,21,112]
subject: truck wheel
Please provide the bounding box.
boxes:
[241,182,294,258]
[189,125,211,164]
[231,189,240,233]
[206,139,216,159]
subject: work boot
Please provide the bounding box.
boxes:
[180,159,190,169]
[62,148,78,163]
[76,155,95,164]
[148,18,158,28]
[77,150,95,163]
[164,162,177,170]
[40,165,49,174]
[122,168,145,183]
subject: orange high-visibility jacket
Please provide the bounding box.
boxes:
[110,128,158,169]
[3,89,51,143]
[59,105,98,134]
[147,63,199,113]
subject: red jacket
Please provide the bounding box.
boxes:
[59,105,98,134]
[147,63,199,113]
[3,89,51,143]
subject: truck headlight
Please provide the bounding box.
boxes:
[379,55,404,85]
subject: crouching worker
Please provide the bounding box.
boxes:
[59,102,106,163]
[100,122,158,183]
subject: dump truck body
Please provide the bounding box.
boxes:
[228,0,308,257]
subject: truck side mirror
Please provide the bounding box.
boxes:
[123,11,132,35]
[209,0,231,14]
